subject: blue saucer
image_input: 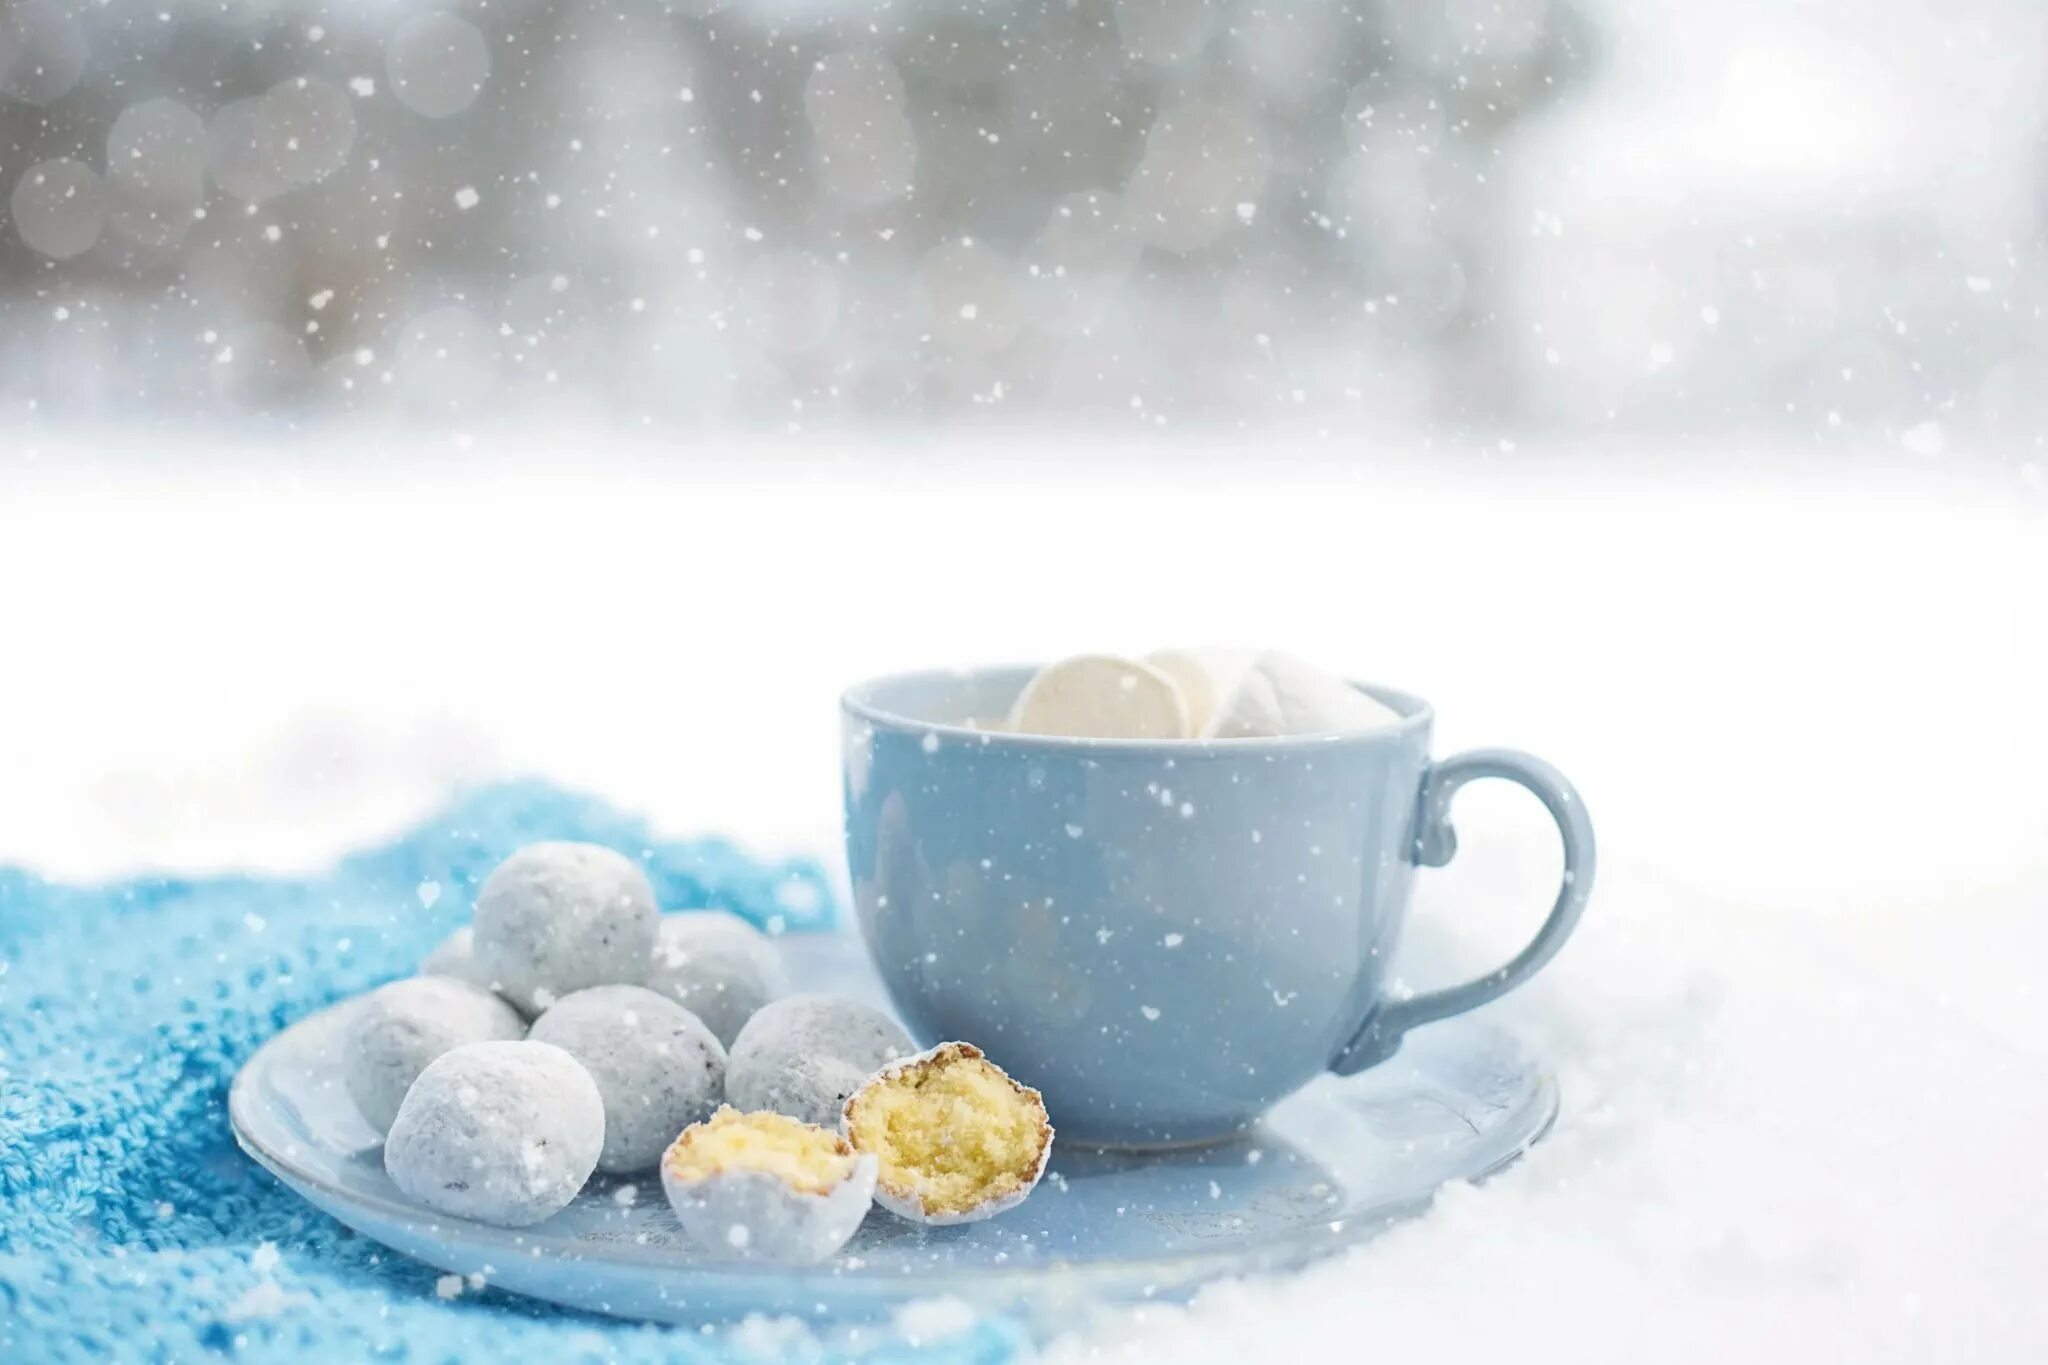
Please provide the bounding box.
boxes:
[230,933,1555,1327]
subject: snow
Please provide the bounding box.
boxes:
[1902,422,1947,458]
[223,1280,304,1322]
[893,1295,980,1345]
[1,434,2044,1360]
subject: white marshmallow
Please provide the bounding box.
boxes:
[343,975,527,1135]
[1006,654,1192,739]
[382,1040,605,1228]
[1208,650,1400,738]
[1144,648,1259,735]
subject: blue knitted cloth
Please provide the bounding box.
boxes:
[0,782,1024,1364]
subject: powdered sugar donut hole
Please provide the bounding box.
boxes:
[382,1039,605,1228]
[661,1107,878,1264]
[471,842,660,1013]
[419,926,502,995]
[724,994,913,1128]
[646,912,789,1046]
[342,975,526,1134]
[526,984,727,1174]
[842,1041,1052,1226]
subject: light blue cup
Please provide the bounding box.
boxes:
[842,666,1595,1148]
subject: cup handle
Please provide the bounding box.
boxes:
[1330,747,1596,1075]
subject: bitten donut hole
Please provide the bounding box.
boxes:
[666,1107,856,1195]
[845,1043,1050,1220]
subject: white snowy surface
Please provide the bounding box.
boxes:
[2,436,2045,1360]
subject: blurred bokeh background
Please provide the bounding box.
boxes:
[2,0,2042,459]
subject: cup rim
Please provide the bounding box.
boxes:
[840,662,1435,753]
